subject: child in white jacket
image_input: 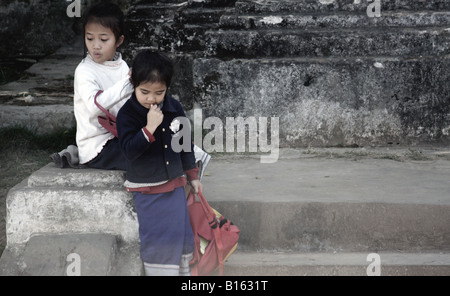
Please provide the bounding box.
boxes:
[73,2,132,169]
[54,2,210,172]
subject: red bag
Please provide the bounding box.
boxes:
[94,90,118,138]
[187,191,239,276]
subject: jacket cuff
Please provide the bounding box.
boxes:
[142,127,155,143]
[185,167,199,182]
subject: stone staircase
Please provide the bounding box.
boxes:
[124,0,239,110]
[0,37,81,133]
[126,0,450,147]
[207,153,450,276]
[124,0,450,276]
[0,164,142,276]
[1,149,450,276]
[1,0,450,276]
[197,0,450,147]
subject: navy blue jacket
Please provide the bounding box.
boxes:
[116,93,196,184]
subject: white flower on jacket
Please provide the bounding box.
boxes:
[169,118,181,134]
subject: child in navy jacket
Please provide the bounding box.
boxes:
[116,51,202,276]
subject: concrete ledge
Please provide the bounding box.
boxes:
[6,186,138,245]
[224,251,450,276]
[5,165,138,245]
[203,157,450,251]
[206,27,450,58]
[0,233,142,276]
[27,163,126,188]
[7,156,450,252]
[211,200,450,252]
[219,11,450,30]
[0,105,75,134]
[235,0,450,13]
[2,163,142,275]
[3,154,450,275]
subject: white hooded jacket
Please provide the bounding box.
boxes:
[73,53,133,164]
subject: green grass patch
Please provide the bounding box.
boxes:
[0,126,76,152]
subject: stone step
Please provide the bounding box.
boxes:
[211,198,450,252]
[125,4,229,54]
[126,2,189,20]
[125,2,450,59]
[124,1,235,55]
[125,20,215,53]
[223,251,450,276]
[187,0,238,8]
[27,163,125,188]
[0,37,80,133]
[0,104,75,134]
[0,39,80,105]
[136,0,189,3]
[177,7,233,24]
[3,150,450,275]
[8,154,450,253]
[193,56,450,147]
[204,157,450,252]
[0,233,142,276]
[235,0,450,14]
[205,26,450,58]
[6,173,138,246]
[127,1,235,20]
[219,11,450,30]
[130,0,237,7]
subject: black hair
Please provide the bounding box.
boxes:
[130,50,174,89]
[83,1,124,42]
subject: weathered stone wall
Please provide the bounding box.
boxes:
[0,0,136,59]
[124,0,450,148]
[193,57,450,147]
[3,0,448,147]
[123,0,238,110]
[0,0,76,59]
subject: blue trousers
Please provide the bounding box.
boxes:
[133,187,194,275]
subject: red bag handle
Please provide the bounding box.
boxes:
[188,191,217,230]
[94,90,115,119]
[94,90,119,138]
[188,191,225,275]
